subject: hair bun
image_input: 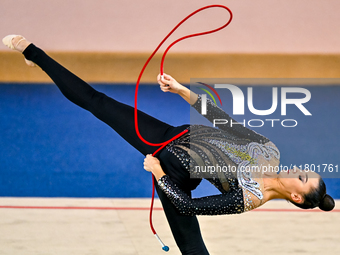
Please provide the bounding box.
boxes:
[319,194,335,211]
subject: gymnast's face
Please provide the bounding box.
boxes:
[278,167,320,204]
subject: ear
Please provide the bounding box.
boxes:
[290,193,303,204]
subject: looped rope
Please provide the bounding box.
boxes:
[132,4,233,245]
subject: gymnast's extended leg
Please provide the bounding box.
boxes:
[22,43,184,156]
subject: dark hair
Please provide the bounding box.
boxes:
[292,178,335,211]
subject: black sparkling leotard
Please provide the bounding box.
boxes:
[22,44,279,255]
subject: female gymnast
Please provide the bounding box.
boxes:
[3,35,335,255]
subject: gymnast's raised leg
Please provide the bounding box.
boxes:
[4,35,209,255]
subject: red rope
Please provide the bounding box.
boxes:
[132,5,233,236]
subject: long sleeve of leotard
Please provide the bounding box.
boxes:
[192,95,269,143]
[158,175,244,216]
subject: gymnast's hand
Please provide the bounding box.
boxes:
[157,73,183,94]
[157,73,198,105]
[143,154,166,180]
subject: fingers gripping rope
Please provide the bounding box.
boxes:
[133,5,233,251]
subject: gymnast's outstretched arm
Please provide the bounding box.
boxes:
[144,155,244,216]
[157,73,269,143]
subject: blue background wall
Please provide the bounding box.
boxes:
[1,84,339,198]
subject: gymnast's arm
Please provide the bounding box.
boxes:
[144,155,244,216]
[157,73,268,143]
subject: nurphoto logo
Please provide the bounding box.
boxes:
[197,83,312,128]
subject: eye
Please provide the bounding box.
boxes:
[299,175,306,183]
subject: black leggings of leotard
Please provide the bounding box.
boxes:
[23,44,209,255]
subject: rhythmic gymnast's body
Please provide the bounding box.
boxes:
[3,35,335,255]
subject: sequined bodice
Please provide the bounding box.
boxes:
[165,125,280,211]
[157,96,280,216]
